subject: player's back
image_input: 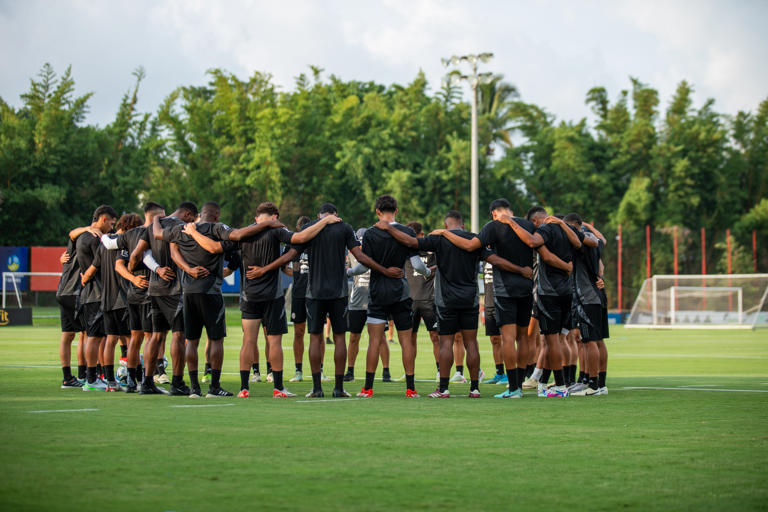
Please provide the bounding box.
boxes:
[363,223,416,305]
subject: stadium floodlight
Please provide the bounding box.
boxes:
[625,274,768,330]
[440,52,495,234]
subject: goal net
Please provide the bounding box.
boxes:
[626,274,768,329]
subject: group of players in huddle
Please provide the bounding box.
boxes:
[55,193,608,399]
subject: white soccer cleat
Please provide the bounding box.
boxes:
[449,371,467,383]
[250,372,261,383]
[289,371,303,382]
[266,372,274,383]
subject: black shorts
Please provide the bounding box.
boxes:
[291,296,306,324]
[576,304,604,342]
[128,302,152,332]
[151,295,184,333]
[104,308,130,336]
[537,295,572,335]
[81,302,105,338]
[436,304,479,335]
[183,293,226,340]
[306,297,348,335]
[57,295,82,332]
[241,296,288,335]
[348,309,367,334]
[412,300,437,334]
[494,295,533,327]
[368,298,413,331]
[484,306,500,337]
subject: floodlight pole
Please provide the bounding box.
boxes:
[470,61,479,234]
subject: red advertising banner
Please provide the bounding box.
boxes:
[31,247,65,291]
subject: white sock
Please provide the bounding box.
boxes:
[531,367,542,380]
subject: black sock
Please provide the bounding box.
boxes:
[589,376,599,390]
[540,368,551,385]
[267,361,272,374]
[96,364,102,378]
[86,366,97,384]
[320,364,324,372]
[240,370,249,390]
[406,374,415,391]
[439,377,449,393]
[312,372,322,391]
[275,370,284,391]
[347,366,354,374]
[598,371,607,388]
[62,366,72,380]
[211,369,221,388]
[495,363,504,376]
[136,363,143,381]
[570,365,577,384]
[516,367,525,389]
[382,367,390,376]
[554,369,565,387]
[77,365,86,380]
[507,369,518,391]
[334,374,343,391]
[526,364,534,378]
[127,367,137,382]
[364,371,375,390]
[295,362,302,372]
[205,362,212,374]
[120,345,128,358]
[470,379,479,391]
[435,361,440,371]
[456,365,464,375]
[172,374,183,387]
[578,370,585,383]
[105,365,115,382]
[252,363,258,374]
[189,370,199,389]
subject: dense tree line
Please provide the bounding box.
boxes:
[1,64,766,308]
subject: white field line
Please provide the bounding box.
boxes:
[1,364,60,368]
[622,386,768,393]
[295,398,366,403]
[28,408,98,414]
[169,404,235,408]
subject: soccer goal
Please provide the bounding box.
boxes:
[625,274,768,329]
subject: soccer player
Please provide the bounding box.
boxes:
[57,226,98,387]
[77,205,118,391]
[129,201,198,395]
[355,195,432,399]
[292,203,400,398]
[404,221,440,380]
[81,213,142,391]
[185,201,341,398]
[500,212,583,397]
[377,210,523,398]
[287,216,311,382]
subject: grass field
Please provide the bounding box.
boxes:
[1,319,767,511]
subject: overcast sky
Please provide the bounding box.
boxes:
[1,0,766,127]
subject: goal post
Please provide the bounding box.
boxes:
[626,274,768,330]
[2,271,62,308]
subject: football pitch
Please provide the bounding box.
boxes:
[1,320,766,511]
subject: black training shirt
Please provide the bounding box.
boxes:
[76,232,102,305]
[164,222,235,295]
[116,226,150,305]
[478,218,535,298]
[237,227,294,302]
[292,221,359,300]
[417,230,491,309]
[405,250,436,302]
[143,216,184,296]
[291,250,309,299]
[362,224,418,306]
[536,222,581,297]
[57,238,81,298]
[92,240,128,311]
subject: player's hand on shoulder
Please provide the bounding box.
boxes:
[324,214,342,224]
[596,277,604,289]
[60,251,70,264]
[183,222,197,235]
[429,229,445,237]
[87,227,101,238]
[374,220,390,231]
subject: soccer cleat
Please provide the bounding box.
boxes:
[189,386,202,398]
[82,380,107,391]
[435,371,440,382]
[482,374,504,385]
[546,386,569,398]
[266,372,274,383]
[449,371,467,383]
[170,383,191,396]
[119,357,128,367]
[343,370,354,382]
[405,389,420,398]
[325,337,333,345]
[206,386,234,398]
[139,382,165,395]
[478,369,485,381]
[320,372,330,382]
[274,388,297,398]
[568,382,587,394]
[387,338,395,345]
[201,374,209,384]
[289,371,303,383]
[494,388,523,399]
[125,376,138,393]
[468,389,481,399]
[305,389,325,398]
[537,384,548,397]
[356,388,373,398]
[250,372,261,383]
[497,374,509,385]
[61,377,84,389]
[597,386,608,395]
[106,381,122,392]
[522,376,538,389]
[382,369,392,382]
[154,373,170,385]
[332,388,351,398]
[237,389,250,398]
[428,389,450,398]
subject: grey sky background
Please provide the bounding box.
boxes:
[1,0,766,127]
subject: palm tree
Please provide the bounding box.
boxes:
[477,75,519,156]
